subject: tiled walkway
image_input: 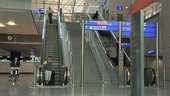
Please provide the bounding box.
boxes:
[0,74,169,96]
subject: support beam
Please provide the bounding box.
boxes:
[130,10,145,96]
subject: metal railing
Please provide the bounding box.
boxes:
[155,67,166,87]
[85,13,118,83]
[58,10,75,86]
[61,13,87,23]
[124,67,160,87]
[33,11,47,86]
[98,13,131,63]
[34,64,43,86]
[40,11,47,64]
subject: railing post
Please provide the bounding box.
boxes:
[40,11,47,64]
[33,63,37,86]
[118,21,125,88]
[163,68,166,88]
[81,20,85,87]
[156,23,159,87]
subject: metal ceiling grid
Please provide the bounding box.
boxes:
[32,0,85,13]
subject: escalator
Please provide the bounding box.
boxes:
[85,14,118,83]
[86,14,156,86]
[66,22,102,84]
[98,33,131,67]
[95,25,157,86]
[35,18,66,86]
[42,20,63,85]
[86,14,120,68]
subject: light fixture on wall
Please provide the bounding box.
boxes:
[6,21,16,26]
[0,23,5,27]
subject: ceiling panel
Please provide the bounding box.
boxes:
[0,8,38,35]
[0,8,39,55]
[33,0,86,13]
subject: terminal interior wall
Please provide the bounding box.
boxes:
[161,0,170,80]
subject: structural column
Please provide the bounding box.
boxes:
[130,11,145,96]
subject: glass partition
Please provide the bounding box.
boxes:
[58,11,75,86]
[40,11,47,64]
[85,14,118,83]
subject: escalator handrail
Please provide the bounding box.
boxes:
[126,68,157,86]
[40,11,48,64]
[58,11,76,85]
[63,66,71,85]
[35,64,43,86]
[99,13,131,63]
[151,68,156,85]
[87,13,116,70]
[87,14,107,54]
[35,11,47,86]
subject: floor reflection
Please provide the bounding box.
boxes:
[0,74,169,96]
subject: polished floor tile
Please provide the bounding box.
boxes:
[0,74,169,96]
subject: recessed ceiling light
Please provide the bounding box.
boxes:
[125,6,128,9]
[7,21,16,26]
[0,23,5,27]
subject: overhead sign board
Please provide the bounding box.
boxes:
[85,20,119,31]
[85,20,119,26]
[32,9,46,14]
[99,0,108,9]
[147,50,156,54]
[123,22,131,26]
[117,5,123,10]
[122,22,156,37]
[85,25,119,31]
[39,9,46,14]
[121,43,131,47]
[85,20,156,38]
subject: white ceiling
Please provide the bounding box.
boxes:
[32,0,86,13]
[0,8,39,54]
[0,8,38,35]
[0,0,160,55]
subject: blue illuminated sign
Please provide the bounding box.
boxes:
[85,20,119,26]
[85,20,156,38]
[122,31,131,37]
[144,27,156,32]
[85,25,119,31]
[122,27,156,32]
[123,22,131,26]
[122,22,156,38]
[121,43,131,47]
[85,20,119,31]
[144,22,156,27]
[99,0,108,9]
[147,50,156,54]
[122,22,156,27]
[117,5,123,10]
[122,27,131,31]
[39,9,45,14]
[122,31,156,37]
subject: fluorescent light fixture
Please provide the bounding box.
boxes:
[7,21,16,26]
[0,23,5,27]
[125,6,128,9]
